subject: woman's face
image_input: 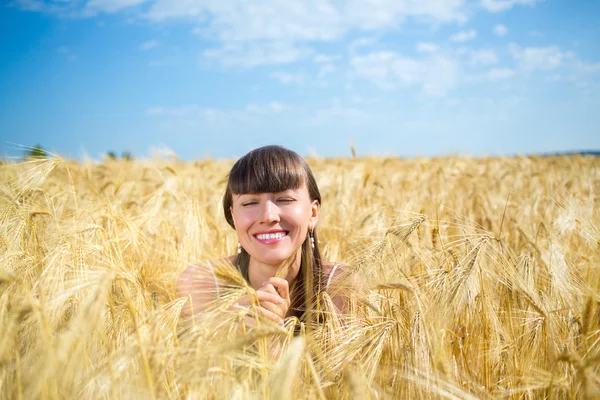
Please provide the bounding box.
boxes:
[231,183,319,266]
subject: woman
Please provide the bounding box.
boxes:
[176,145,347,327]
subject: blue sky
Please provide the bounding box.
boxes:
[1,0,599,160]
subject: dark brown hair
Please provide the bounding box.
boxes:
[223,145,324,321]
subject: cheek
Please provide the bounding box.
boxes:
[287,206,311,227]
[232,210,253,230]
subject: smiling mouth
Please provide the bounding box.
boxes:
[254,231,289,242]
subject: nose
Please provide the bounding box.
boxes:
[260,200,280,224]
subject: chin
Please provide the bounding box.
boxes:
[253,249,297,266]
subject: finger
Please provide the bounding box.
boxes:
[233,291,282,308]
[242,315,257,329]
[254,306,284,325]
[234,302,280,328]
[255,291,284,305]
[263,277,290,300]
[259,300,283,318]
[258,283,278,295]
[232,295,251,309]
[231,295,264,314]
[264,277,289,299]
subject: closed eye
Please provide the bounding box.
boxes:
[277,198,295,203]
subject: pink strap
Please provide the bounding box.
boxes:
[206,260,221,296]
[326,264,339,290]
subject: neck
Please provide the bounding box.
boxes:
[248,251,302,289]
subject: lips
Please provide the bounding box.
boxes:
[253,230,289,244]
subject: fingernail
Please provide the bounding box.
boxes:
[279,320,284,326]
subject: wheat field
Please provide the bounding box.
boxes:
[1,154,599,399]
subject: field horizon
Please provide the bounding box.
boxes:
[2,143,600,164]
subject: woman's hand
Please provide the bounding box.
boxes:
[257,277,291,323]
[233,277,291,327]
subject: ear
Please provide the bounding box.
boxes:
[309,200,320,230]
[230,206,236,227]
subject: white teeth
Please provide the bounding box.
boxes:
[256,232,287,240]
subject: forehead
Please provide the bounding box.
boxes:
[234,184,309,198]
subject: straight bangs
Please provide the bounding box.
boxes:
[228,147,306,195]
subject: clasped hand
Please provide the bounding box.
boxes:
[234,277,291,327]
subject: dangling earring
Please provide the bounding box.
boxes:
[237,241,242,254]
[309,229,315,249]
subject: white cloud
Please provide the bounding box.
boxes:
[348,37,380,55]
[469,49,498,66]
[576,61,600,74]
[343,0,467,29]
[449,29,477,42]
[416,42,439,53]
[270,71,304,84]
[57,46,77,61]
[147,101,288,123]
[16,0,474,67]
[311,104,369,125]
[349,95,379,104]
[493,24,508,36]
[146,105,202,117]
[13,0,45,11]
[509,44,568,70]
[547,73,563,82]
[203,41,313,68]
[351,51,459,96]
[245,101,287,113]
[506,43,600,93]
[488,68,515,80]
[313,54,340,64]
[318,64,336,79]
[481,0,540,13]
[140,40,159,50]
[269,102,285,112]
[12,0,88,15]
[147,0,344,42]
[86,0,148,13]
[19,0,470,28]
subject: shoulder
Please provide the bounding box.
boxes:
[176,262,215,296]
[322,261,337,275]
[320,261,361,313]
[177,257,237,315]
[177,257,235,294]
